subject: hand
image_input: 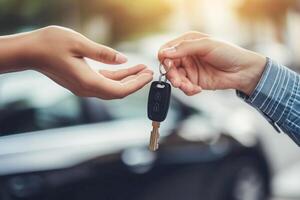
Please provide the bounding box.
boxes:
[158,32,267,96]
[0,26,153,99]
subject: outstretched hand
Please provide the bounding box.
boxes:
[0,26,153,99]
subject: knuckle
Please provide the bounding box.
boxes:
[69,38,84,53]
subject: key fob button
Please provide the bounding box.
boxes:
[153,103,160,112]
[154,92,161,101]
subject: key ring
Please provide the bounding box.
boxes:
[159,61,172,83]
[159,62,172,76]
[158,74,167,83]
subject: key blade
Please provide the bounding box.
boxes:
[149,121,160,151]
[149,130,159,151]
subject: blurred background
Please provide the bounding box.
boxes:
[0,0,300,200]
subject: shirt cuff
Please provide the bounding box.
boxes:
[236,58,297,133]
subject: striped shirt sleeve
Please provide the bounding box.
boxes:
[237,58,300,146]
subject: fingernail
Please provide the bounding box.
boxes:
[115,53,128,63]
[164,59,173,68]
[161,47,176,54]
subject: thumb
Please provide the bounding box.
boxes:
[159,38,215,59]
[79,39,128,64]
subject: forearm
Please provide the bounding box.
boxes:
[0,32,33,73]
[237,58,300,146]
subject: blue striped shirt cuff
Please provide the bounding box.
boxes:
[237,58,298,133]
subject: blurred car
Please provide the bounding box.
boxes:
[0,53,299,200]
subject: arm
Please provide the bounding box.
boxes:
[237,58,300,145]
[0,26,153,99]
[0,32,30,73]
[158,31,300,146]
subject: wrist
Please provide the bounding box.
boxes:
[236,52,267,96]
[0,31,35,73]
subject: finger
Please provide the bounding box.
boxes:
[186,86,202,96]
[99,64,148,80]
[161,59,182,88]
[137,68,154,75]
[178,68,191,92]
[177,68,200,96]
[110,73,153,99]
[169,67,188,88]
[163,58,181,69]
[160,38,216,59]
[180,77,201,96]
[171,59,181,68]
[79,39,127,64]
[69,59,153,99]
[120,75,137,83]
[162,32,209,49]
[122,73,153,96]
[178,67,187,77]
[158,32,209,61]
[167,68,182,88]
[182,57,198,85]
[120,69,153,83]
[191,86,202,95]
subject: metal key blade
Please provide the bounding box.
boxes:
[149,121,160,151]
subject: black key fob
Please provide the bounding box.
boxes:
[147,81,171,122]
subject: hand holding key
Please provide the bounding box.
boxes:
[158,31,267,96]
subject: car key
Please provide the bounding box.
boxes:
[147,80,171,151]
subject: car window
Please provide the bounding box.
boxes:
[0,72,113,136]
